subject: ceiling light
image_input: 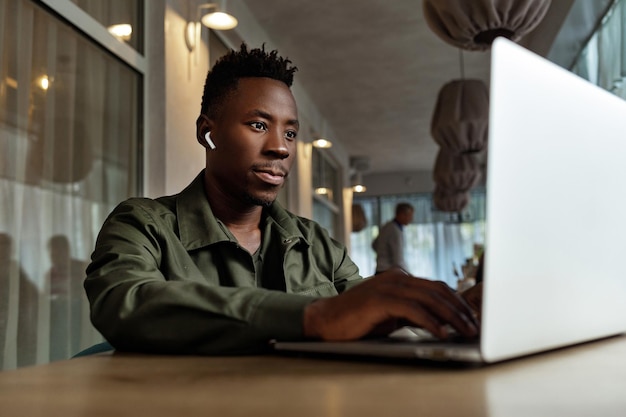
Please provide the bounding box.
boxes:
[312,138,332,149]
[107,24,132,41]
[349,157,369,193]
[351,172,367,193]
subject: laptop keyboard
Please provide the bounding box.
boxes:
[387,325,476,344]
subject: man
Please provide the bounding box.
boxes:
[372,203,414,274]
[85,44,478,355]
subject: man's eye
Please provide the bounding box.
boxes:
[285,130,297,140]
[250,122,266,131]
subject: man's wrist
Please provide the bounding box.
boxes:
[303,298,325,339]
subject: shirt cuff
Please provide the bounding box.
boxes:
[251,291,318,341]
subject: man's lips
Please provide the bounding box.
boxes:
[253,167,286,186]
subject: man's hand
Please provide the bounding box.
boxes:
[303,269,480,341]
[460,281,483,321]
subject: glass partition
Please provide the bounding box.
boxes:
[69,0,144,53]
[311,147,340,238]
[0,0,142,369]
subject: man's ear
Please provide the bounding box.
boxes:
[196,114,214,148]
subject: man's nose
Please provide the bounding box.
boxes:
[264,131,290,159]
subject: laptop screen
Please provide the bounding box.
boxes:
[480,38,626,362]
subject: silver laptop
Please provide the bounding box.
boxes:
[274,37,626,363]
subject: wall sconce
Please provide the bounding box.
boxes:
[312,138,332,149]
[185,2,238,55]
[184,21,197,52]
[199,2,238,30]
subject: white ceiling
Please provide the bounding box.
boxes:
[237,0,582,175]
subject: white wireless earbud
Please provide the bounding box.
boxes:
[204,131,216,150]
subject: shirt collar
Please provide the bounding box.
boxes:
[393,219,404,230]
[176,171,308,251]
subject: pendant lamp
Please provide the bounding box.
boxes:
[433,186,470,213]
[431,79,489,154]
[422,0,552,51]
[433,149,482,192]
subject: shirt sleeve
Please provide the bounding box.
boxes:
[85,200,318,355]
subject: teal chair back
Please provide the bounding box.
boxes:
[73,341,114,358]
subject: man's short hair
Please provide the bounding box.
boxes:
[199,43,298,118]
[395,202,414,215]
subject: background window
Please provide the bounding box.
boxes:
[69,0,144,53]
[571,0,626,99]
[352,191,485,287]
[311,147,340,237]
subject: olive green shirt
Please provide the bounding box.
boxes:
[85,172,363,355]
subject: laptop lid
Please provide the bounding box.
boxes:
[481,37,626,362]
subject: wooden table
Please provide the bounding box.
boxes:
[1,336,625,417]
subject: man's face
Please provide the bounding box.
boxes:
[204,77,299,207]
[400,210,414,226]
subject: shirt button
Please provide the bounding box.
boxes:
[283,238,292,244]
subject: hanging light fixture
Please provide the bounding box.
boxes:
[433,186,470,213]
[422,0,552,51]
[432,149,482,192]
[430,78,489,154]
